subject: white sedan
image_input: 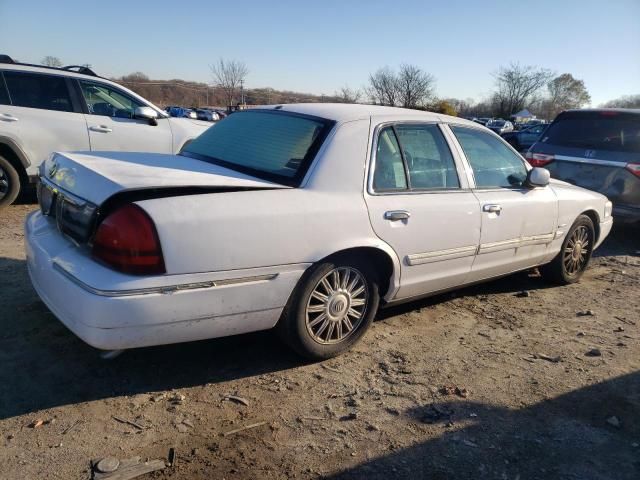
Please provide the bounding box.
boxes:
[25,104,613,359]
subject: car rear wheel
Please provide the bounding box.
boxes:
[541,214,595,284]
[0,156,21,208]
[277,257,380,360]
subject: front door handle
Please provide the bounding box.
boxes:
[0,113,18,122]
[384,210,411,221]
[483,204,502,213]
[89,125,113,133]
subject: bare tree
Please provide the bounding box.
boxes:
[493,63,553,118]
[368,67,399,106]
[601,94,640,108]
[397,64,435,108]
[211,58,249,107]
[544,73,591,118]
[335,86,362,104]
[41,56,63,67]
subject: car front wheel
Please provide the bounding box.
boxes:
[541,214,595,284]
[278,258,380,360]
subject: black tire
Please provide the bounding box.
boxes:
[277,257,380,360]
[541,214,595,285]
[0,155,21,208]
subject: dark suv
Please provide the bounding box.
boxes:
[526,109,640,223]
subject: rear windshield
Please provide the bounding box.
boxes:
[182,110,334,186]
[541,111,640,153]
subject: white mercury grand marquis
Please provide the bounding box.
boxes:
[25,104,613,359]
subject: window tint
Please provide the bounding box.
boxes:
[451,126,527,188]
[541,111,640,153]
[0,73,9,105]
[183,111,330,184]
[395,124,459,189]
[80,81,143,118]
[4,72,72,112]
[373,127,407,191]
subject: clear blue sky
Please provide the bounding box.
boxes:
[1,0,638,105]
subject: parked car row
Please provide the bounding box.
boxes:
[0,52,636,361]
[0,55,212,207]
[165,106,227,122]
[25,104,613,359]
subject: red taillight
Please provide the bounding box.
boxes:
[92,204,165,275]
[626,162,640,178]
[525,151,555,167]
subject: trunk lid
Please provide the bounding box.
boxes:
[41,151,288,205]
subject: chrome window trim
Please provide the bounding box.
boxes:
[52,262,278,297]
[366,120,471,196]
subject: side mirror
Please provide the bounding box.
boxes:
[526,167,550,188]
[134,106,159,126]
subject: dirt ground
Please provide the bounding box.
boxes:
[1,202,639,480]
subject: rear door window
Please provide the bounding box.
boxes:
[541,111,640,153]
[395,124,459,189]
[3,71,73,112]
[373,127,408,191]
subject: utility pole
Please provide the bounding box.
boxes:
[240,79,245,106]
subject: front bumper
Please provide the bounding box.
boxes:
[25,211,306,350]
[595,217,614,250]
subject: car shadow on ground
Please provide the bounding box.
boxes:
[1,224,638,421]
[326,371,640,479]
[0,256,303,420]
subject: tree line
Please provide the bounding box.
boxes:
[40,56,639,117]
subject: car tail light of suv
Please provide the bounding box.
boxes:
[525,151,555,167]
[92,204,165,275]
[625,162,640,179]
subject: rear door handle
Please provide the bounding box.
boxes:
[89,125,113,133]
[0,113,18,122]
[483,204,502,213]
[384,210,411,221]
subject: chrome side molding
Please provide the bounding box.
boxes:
[52,262,278,297]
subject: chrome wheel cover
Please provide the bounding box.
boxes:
[563,225,590,275]
[305,267,368,345]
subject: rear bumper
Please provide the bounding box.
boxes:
[25,211,306,350]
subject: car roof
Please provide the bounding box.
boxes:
[259,103,478,126]
[0,62,107,81]
[561,108,640,115]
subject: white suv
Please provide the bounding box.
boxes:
[0,55,211,207]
